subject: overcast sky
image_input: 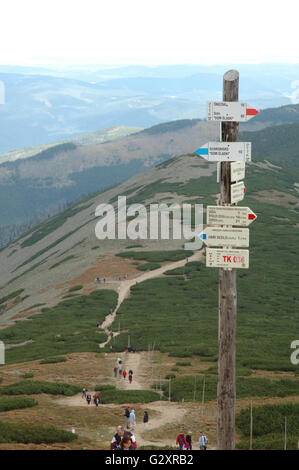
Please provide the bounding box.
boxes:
[1,0,299,66]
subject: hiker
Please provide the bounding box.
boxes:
[86,393,92,405]
[130,409,136,427]
[82,388,87,399]
[110,426,137,450]
[122,370,127,380]
[199,431,208,450]
[185,432,192,450]
[128,374,133,384]
[113,367,118,378]
[119,368,122,378]
[128,369,133,376]
[117,357,122,367]
[93,392,100,405]
[176,431,187,451]
[124,407,131,428]
[119,434,135,450]
[110,426,124,450]
[110,331,114,339]
[94,396,100,407]
[143,411,149,424]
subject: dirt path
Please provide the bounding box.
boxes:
[55,349,188,449]
[99,250,203,347]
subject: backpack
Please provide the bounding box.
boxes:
[125,408,130,418]
[178,435,184,443]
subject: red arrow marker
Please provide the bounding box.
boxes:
[246,108,259,116]
[248,213,256,220]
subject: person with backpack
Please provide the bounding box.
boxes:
[185,431,192,450]
[93,392,100,405]
[176,431,187,450]
[198,431,208,450]
[143,411,149,424]
[128,369,133,376]
[124,407,131,428]
[86,393,91,405]
[113,367,118,378]
[122,370,127,380]
[82,388,87,399]
[130,409,136,427]
[128,374,133,384]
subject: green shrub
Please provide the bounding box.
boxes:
[95,384,116,391]
[165,374,176,380]
[175,362,191,367]
[0,380,81,396]
[236,403,299,438]
[161,375,299,402]
[0,290,117,363]
[40,356,67,364]
[21,373,34,379]
[137,263,161,271]
[0,397,37,412]
[236,433,298,450]
[0,422,77,444]
[99,389,161,404]
[171,367,179,372]
[68,285,83,292]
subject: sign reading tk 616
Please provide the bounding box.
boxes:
[206,248,249,269]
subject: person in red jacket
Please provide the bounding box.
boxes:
[176,432,187,450]
[122,370,127,380]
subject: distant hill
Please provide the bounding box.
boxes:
[0,126,141,164]
[241,103,299,132]
[240,122,299,167]
[0,119,218,229]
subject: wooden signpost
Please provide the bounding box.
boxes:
[194,70,258,449]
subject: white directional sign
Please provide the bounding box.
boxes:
[231,161,245,182]
[195,142,251,162]
[231,181,245,204]
[207,101,259,122]
[200,227,249,247]
[206,248,249,269]
[207,206,257,227]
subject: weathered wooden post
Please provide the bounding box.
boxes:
[217,70,239,450]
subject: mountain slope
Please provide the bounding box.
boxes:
[0,149,298,324]
[240,122,299,167]
[0,119,218,228]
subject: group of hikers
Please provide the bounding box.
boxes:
[81,388,100,407]
[114,357,134,384]
[176,431,208,450]
[109,425,208,450]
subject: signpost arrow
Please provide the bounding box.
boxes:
[207,206,257,227]
[207,101,259,122]
[206,248,249,269]
[194,142,251,162]
[200,227,249,247]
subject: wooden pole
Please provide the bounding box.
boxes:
[249,401,253,450]
[202,376,206,407]
[217,69,239,450]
